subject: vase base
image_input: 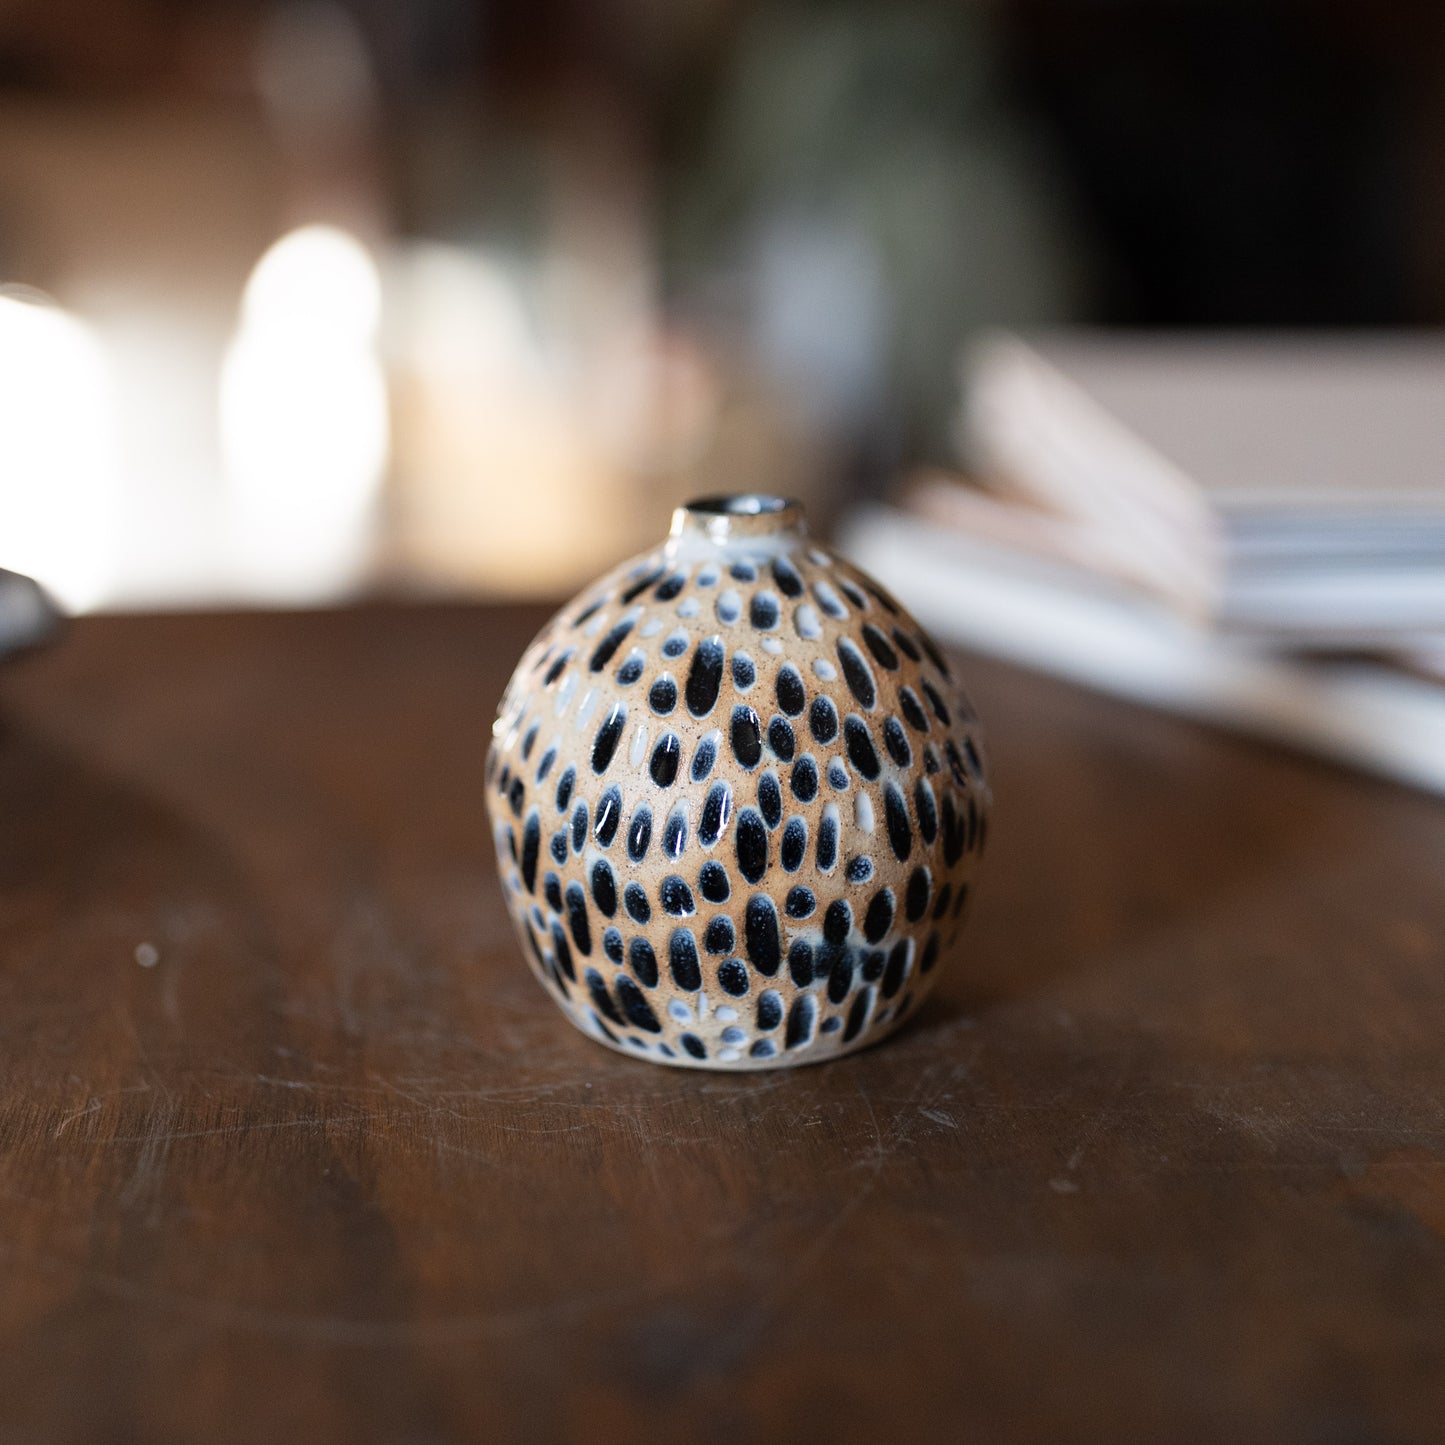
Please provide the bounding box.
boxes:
[541,971,926,1072]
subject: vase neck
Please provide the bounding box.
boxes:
[667,495,807,554]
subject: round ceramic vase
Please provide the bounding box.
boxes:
[485,495,991,1069]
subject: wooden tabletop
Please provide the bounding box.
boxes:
[2,603,1444,1445]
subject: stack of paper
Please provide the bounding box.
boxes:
[841,331,1445,795]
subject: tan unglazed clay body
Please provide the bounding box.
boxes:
[485,495,991,1069]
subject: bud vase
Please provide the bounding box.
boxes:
[486,495,990,1069]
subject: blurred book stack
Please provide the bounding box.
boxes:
[842,331,1445,794]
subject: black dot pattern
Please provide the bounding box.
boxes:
[629,937,659,988]
[704,915,735,954]
[591,704,626,773]
[650,733,681,787]
[620,567,664,604]
[624,882,651,923]
[884,782,913,861]
[735,809,768,883]
[757,771,783,829]
[791,755,819,802]
[785,994,816,1049]
[776,665,806,716]
[520,814,540,892]
[626,805,652,862]
[555,765,575,813]
[616,975,661,1031]
[785,887,816,920]
[899,687,929,733]
[861,624,899,671]
[717,959,749,995]
[731,706,762,769]
[670,929,702,990]
[809,696,838,744]
[660,875,695,916]
[780,817,808,872]
[661,807,688,859]
[864,889,895,944]
[788,940,814,985]
[757,990,783,1029]
[816,808,839,872]
[590,616,636,672]
[590,860,617,916]
[767,716,796,761]
[844,714,881,780]
[745,896,781,976]
[487,521,990,1069]
[837,638,876,710]
[772,556,804,598]
[564,883,591,955]
[698,783,732,847]
[686,638,725,717]
[690,735,718,782]
[883,716,911,768]
[587,968,622,1025]
[649,675,677,714]
[905,866,932,921]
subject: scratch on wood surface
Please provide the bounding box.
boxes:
[104,1115,361,1144]
[52,1083,153,1139]
[52,1100,103,1137]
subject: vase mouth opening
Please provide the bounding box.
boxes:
[670,494,806,547]
[684,494,793,517]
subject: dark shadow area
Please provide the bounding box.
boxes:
[0,711,289,1064]
[896,653,1398,1039]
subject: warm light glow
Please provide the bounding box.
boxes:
[0,293,119,611]
[388,243,649,594]
[220,225,389,599]
[241,225,383,339]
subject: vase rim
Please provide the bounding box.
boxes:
[669,494,806,547]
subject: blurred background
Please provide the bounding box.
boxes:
[1,0,1442,613]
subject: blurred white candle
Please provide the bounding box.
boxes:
[0,292,119,612]
[220,225,389,601]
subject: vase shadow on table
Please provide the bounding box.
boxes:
[893,722,1386,1047]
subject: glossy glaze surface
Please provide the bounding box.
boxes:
[486,496,991,1068]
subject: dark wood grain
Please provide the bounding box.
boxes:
[2,603,1444,1445]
